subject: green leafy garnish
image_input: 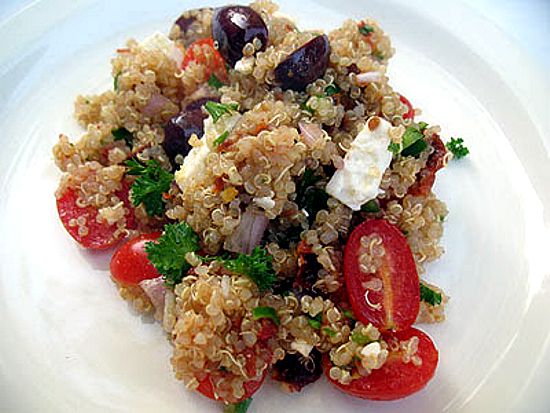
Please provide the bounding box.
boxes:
[224,398,253,413]
[351,331,374,346]
[373,50,384,61]
[361,199,380,213]
[387,142,401,155]
[343,309,356,320]
[307,314,322,329]
[252,306,280,325]
[112,127,133,147]
[113,71,121,91]
[204,101,238,123]
[208,73,224,89]
[145,222,201,287]
[446,137,469,159]
[399,125,429,158]
[401,138,428,157]
[420,283,442,306]
[300,101,314,114]
[125,159,173,217]
[324,84,341,96]
[323,327,336,337]
[214,130,229,146]
[222,247,276,292]
[359,24,374,36]
[418,121,428,132]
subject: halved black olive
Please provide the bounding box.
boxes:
[162,97,219,169]
[274,35,330,91]
[272,348,323,392]
[212,5,268,66]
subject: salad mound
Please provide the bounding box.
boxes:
[53,1,468,411]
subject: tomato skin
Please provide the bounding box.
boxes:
[408,134,447,197]
[399,94,415,120]
[110,232,161,285]
[57,179,136,249]
[182,38,228,82]
[324,327,438,401]
[344,219,420,332]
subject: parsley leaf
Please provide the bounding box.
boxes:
[418,121,428,132]
[401,138,428,157]
[373,50,384,61]
[323,327,336,337]
[300,101,315,114]
[145,222,200,288]
[214,130,229,146]
[252,306,280,325]
[208,73,224,89]
[343,309,356,320]
[204,101,238,123]
[221,247,276,292]
[361,199,380,213]
[351,331,374,346]
[112,127,133,147]
[398,125,429,158]
[446,137,469,159]
[324,84,341,96]
[114,71,121,91]
[125,159,173,217]
[224,399,253,413]
[359,24,374,36]
[387,142,401,155]
[402,126,424,149]
[420,283,442,306]
[307,314,322,329]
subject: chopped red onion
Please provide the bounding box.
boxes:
[298,121,324,147]
[225,209,269,254]
[142,94,172,117]
[139,276,166,317]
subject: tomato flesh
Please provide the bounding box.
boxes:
[56,179,136,249]
[182,38,228,82]
[110,232,161,285]
[408,134,447,197]
[324,327,438,400]
[344,219,419,332]
[399,94,415,120]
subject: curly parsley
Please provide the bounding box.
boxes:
[420,283,443,306]
[252,306,280,325]
[145,222,201,288]
[125,159,173,217]
[221,247,276,292]
[446,137,469,159]
[224,399,253,413]
[208,73,224,89]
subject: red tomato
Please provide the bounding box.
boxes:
[324,327,438,400]
[344,219,420,332]
[56,180,136,249]
[110,232,161,285]
[399,95,415,120]
[196,345,272,403]
[182,38,228,82]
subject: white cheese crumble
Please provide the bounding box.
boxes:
[326,116,393,211]
[175,112,241,191]
[291,340,313,358]
[360,341,388,370]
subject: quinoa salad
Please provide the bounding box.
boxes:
[52,2,469,411]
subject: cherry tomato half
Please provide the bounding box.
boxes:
[182,38,228,82]
[324,327,438,400]
[110,232,161,285]
[344,219,420,332]
[196,346,271,404]
[56,180,135,250]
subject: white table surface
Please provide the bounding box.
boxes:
[1,0,549,70]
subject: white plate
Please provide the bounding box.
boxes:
[1,1,549,412]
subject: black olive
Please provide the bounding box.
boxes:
[274,35,330,91]
[272,348,323,392]
[162,97,218,169]
[212,5,268,66]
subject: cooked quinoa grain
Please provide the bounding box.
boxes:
[53,1,455,408]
